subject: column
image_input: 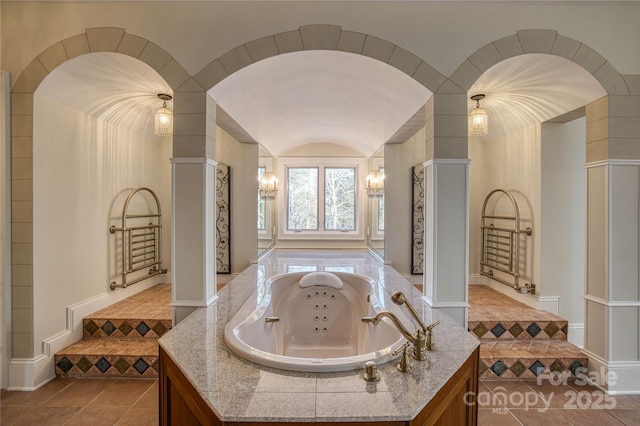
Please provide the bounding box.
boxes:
[422,91,470,327]
[171,82,217,324]
[583,95,640,394]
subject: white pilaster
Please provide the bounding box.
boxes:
[584,159,640,394]
[422,158,470,327]
[171,157,218,324]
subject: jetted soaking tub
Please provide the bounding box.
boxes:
[224,271,407,372]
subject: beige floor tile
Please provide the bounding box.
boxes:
[64,405,129,426]
[478,407,522,425]
[89,379,155,407]
[510,407,573,425]
[558,407,626,425]
[11,406,80,426]
[114,406,158,426]
[44,379,111,407]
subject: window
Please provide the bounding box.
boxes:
[287,167,318,230]
[324,167,355,231]
[280,158,364,240]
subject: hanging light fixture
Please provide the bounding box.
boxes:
[469,94,488,136]
[258,172,278,199]
[366,170,385,198]
[155,93,173,136]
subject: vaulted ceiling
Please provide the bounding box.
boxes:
[36,50,607,154]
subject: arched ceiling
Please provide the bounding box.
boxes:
[35,52,173,141]
[468,54,607,139]
[35,50,608,152]
[209,50,432,157]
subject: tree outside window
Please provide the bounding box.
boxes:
[324,167,355,231]
[286,166,356,232]
[287,167,318,230]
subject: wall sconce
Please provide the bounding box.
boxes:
[366,170,384,198]
[259,172,278,199]
[469,94,488,136]
[155,93,173,136]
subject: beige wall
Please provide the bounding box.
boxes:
[385,128,425,275]
[215,126,258,273]
[540,118,586,326]
[1,71,10,388]
[32,95,171,351]
[469,123,541,287]
[2,2,639,86]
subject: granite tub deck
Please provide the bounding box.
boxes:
[158,250,480,425]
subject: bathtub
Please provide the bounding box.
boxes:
[223,271,407,372]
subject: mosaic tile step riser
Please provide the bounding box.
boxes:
[54,354,159,378]
[479,356,589,381]
[83,318,171,339]
[469,320,568,341]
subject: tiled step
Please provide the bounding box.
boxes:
[82,284,172,339]
[479,340,588,381]
[468,318,568,341]
[55,337,159,378]
[83,317,171,339]
[55,284,172,379]
[468,285,568,341]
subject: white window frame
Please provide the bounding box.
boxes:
[278,157,366,240]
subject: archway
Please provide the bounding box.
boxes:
[457,29,637,392]
[7,28,181,389]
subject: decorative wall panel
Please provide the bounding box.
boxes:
[216,163,231,273]
[412,164,424,274]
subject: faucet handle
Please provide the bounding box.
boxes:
[426,320,440,331]
[392,341,411,357]
[392,341,412,373]
[425,321,439,351]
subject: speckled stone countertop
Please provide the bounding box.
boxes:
[159,249,480,423]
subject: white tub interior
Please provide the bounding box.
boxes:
[224,271,406,372]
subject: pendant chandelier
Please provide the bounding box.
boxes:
[469,94,488,137]
[155,93,173,136]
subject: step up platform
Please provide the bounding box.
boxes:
[55,338,159,378]
[83,284,172,339]
[468,318,568,341]
[479,340,588,380]
[54,284,172,379]
[468,285,568,341]
[469,285,587,381]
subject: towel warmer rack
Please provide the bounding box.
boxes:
[109,187,167,290]
[480,189,533,293]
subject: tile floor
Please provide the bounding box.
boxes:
[3,376,639,425]
[1,378,157,426]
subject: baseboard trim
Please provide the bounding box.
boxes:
[8,355,53,391]
[469,274,559,315]
[567,323,584,348]
[582,349,640,395]
[421,296,469,309]
[8,274,168,390]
